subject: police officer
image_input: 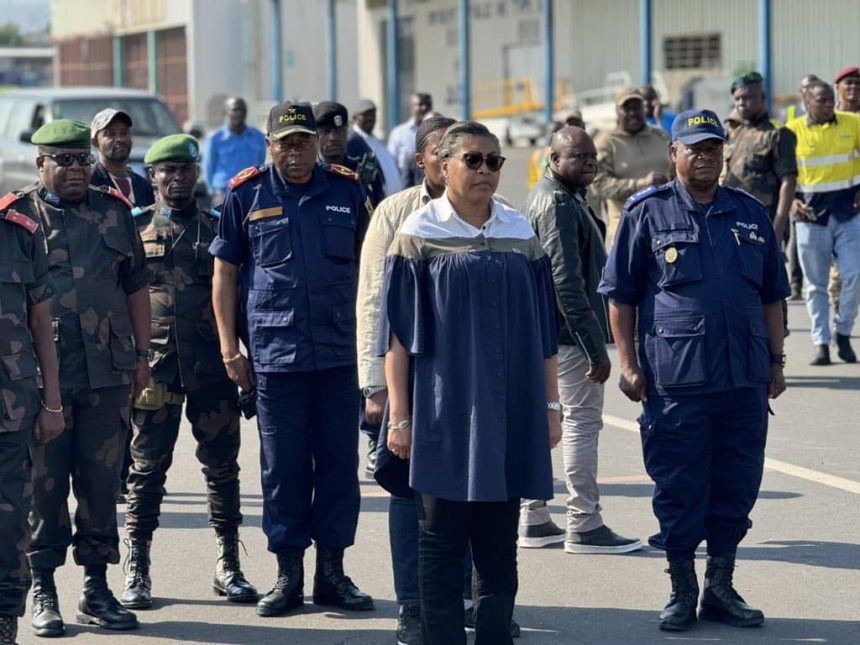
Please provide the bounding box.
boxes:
[0,196,64,645]
[16,120,150,635]
[599,110,789,632]
[210,101,373,617]
[315,101,386,210]
[722,71,797,335]
[119,135,257,611]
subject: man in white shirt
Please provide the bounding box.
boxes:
[388,93,433,188]
[348,99,403,196]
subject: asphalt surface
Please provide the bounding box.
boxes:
[16,147,860,644]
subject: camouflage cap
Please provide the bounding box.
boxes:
[30,119,91,148]
[144,134,201,165]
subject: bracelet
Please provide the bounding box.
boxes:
[388,419,412,431]
[222,352,244,365]
[43,403,63,414]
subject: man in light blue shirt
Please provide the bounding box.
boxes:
[203,97,267,203]
[387,93,432,188]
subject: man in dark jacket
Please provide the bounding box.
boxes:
[520,126,641,554]
[89,109,155,210]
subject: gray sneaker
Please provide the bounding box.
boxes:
[518,520,565,548]
[564,525,642,554]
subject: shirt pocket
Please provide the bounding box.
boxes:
[747,314,770,382]
[250,216,292,268]
[319,210,356,262]
[735,230,765,288]
[0,351,38,421]
[651,229,702,288]
[645,314,706,388]
[251,309,297,366]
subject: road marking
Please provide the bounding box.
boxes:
[603,414,860,496]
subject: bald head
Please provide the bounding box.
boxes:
[225,96,248,132]
[550,126,597,187]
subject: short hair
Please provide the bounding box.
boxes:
[437,121,500,160]
[414,92,433,105]
[806,79,832,95]
[415,116,456,153]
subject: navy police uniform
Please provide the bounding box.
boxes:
[210,158,371,552]
[599,175,789,559]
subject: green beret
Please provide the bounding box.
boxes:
[30,119,91,148]
[144,134,201,165]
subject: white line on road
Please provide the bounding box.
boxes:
[603,414,860,496]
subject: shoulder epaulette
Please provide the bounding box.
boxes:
[624,184,671,210]
[0,191,23,211]
[325,163,361,184]
[2,208,39,234]
[91,184,133,210]
[229,166,263,189]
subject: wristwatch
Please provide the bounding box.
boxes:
[546,401,562,412]
[137,348,154,362]
[362,385,387,398]
[770,352,786,368]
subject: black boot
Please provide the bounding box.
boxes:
[77,565,138,630]
[836,334,857,363]
[256,550,304,617]
[312,546,374,611]
[213,531,259,603]
[31,568,64,637]
[699,555,764,627]
[811,344,831,365]
[659,559,698,631]
[120,537,152,609]
[0,614,17,645]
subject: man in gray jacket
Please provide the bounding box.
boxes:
[520,126,641,554]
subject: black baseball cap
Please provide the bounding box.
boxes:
[314,101,348,128]
[267,101,316,139]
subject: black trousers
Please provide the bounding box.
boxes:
[416,493,519,645]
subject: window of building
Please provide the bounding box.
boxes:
[663,33,721,70]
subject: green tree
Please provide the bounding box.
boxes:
[0,23,24,47]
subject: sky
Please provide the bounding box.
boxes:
[0,0,51,35]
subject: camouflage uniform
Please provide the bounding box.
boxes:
[125,201,241,539]
[14,183,148,570]
[0,205,52,619]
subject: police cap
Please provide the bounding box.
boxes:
[144,134,201,165]
[730,71,764,94]
[314,101,349,128]
[267,101,317,139]
[671,109,726,145]
[30,119,91,149]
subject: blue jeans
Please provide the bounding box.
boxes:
[389,494,473,605]
[796,215,860,345]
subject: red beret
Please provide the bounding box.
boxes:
[834,66,860,84]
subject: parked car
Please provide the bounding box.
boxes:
[0,87,181,193]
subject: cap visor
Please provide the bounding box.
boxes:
[270,126,317,139]
[677,132,725,145]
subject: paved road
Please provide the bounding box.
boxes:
[17,147,860,644]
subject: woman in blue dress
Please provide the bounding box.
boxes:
[381,121,561,645]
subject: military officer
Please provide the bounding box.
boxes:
[0,198,64,645]
[210,101,373,617]
[16,120,150,636]
[119,135,257,611]
[599,110,790,632]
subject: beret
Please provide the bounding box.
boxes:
[144,134,201,165]
[31,119,91,148]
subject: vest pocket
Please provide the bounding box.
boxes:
[319,211,356,262]
[251,310,297,366]
[645,315,706,388]
[651,230,702,288]
[250,216,292,268]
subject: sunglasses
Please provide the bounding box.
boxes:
[458,152,506,172]
[41,152,95,167]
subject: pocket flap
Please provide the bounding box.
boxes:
[0,351,37,381]
[651,230,698,252]
[319,210,357,229]
[252,309,294,328]
[652,316,705,338]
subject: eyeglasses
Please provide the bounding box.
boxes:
[458,152,506,172]
[40,152,95,167]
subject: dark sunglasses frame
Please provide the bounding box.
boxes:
[40,152,95,167]
[459,152,506,172]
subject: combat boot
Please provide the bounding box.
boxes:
[699,555,764,627]
[120,537,152,609]
[0,614,17,645]
[257,549,304,617]
[312,546,374,611]
[658,559,698,631]
[836,334,857,363]
[31,568,64,637]
[213,531,259,603]
[77,565,138,630]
